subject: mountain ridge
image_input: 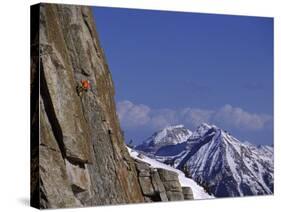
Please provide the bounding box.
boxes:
[135,123,274,197]
[136,124,192,154]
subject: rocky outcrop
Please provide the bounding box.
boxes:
[158,168,184,201]
[31,3,144,209]
[135,160,168,202]
[134,159,194,202]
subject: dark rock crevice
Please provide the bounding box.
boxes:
[40,60,66,160]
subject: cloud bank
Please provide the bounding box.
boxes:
[117,100,272,132]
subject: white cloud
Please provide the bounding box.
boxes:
[213,104,272,130]
[117,100,151,128]
[180,108,213,127]
[117,100,272,132]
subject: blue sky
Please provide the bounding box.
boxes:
[93,7,273,145]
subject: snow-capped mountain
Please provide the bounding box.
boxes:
[136,125,192,153]
[135,123,274,197]
[127,147,213,199]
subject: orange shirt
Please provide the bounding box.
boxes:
[81,80,90,90]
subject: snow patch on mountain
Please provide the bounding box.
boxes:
[151,124,192,145]
[153,125,190,144]
[188,122,216,140]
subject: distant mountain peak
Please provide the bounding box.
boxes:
[198,122,220,130]
[198,122,212,128]
[135,123,274,198]
[188,122,218,140]
[137,124,192,153]
[153,124,190,144]
[163,124,185,130]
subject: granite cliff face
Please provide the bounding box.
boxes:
[31,3,191,209]
[31,3,145,208]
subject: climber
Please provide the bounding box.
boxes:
[81,79,90,90]
[77,79,91,96]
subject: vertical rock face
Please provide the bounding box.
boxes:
[30,3,192,209]
[31,3,144,208]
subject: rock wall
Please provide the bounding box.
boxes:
[30,3,193,209]
[134,159,194,202]
[31,3,144,208]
